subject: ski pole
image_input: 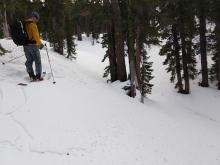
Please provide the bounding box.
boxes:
[45,44,56,84]
[1,54,25,65]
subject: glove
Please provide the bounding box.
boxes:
[39,44,44,50]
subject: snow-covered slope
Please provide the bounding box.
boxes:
[0,37,220,165]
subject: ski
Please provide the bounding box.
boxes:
[17,72,51,86]
[17,83,28,86]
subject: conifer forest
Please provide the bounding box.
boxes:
[1,0,220,98]
[1,1,220,165]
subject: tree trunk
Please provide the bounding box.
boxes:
[180,23,190,94]
[54,36,64,55]
[172,24,184,92]
[111,0,127,82]
[2,3,10,38]
[58,38,64,55]
[127,0,136,97]
[135,25,142,88]
[178,2,190,94]
[215,21,220,90]
[108,21,118,82]
[103,0,117,82]
[77,24,82,41]
[199,1,209,87]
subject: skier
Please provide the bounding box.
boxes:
[23,11,44,81]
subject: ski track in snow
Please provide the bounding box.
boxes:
[184,106,219,123]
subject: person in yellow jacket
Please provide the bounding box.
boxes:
[24,11,44,81]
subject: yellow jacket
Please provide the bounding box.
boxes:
[25,18,42,47]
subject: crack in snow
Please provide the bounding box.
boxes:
[0,140,15,147]
[184,107,219,123]
[0,137,23,152]
[19,86,28,104]
[29,148,67,156]
[1,104,25,116]
[28,146,90,157]
[68,146,90,154]
[9,115,34,140]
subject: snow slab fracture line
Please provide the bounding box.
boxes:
[0,138,22,151]
[9,115,34,140]
[29,149,65,156]
[20,86,28,103]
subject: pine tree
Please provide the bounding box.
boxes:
[209,34,217,83]
[209,0,220,90]
[64,0,77,59]
[172,25,184,91]
[0,7,3,38]
[111,0,127,82]
[126,0,159,98]
[71,0,87,41]
[127,0,137,97]
[65,17,77,60]
[198,0,209,87]
[102,31,117,82]
[140,47,154,103]
[159,31,182,86]
[42,0,66,55]
[66,36,77,60]
[101,0,127,83]
[158,0,197,94]
[158,1,184,92]
[101,0,118,82]
[88,0,104,44]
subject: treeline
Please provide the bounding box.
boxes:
[0,0,220,101]
[159,0,220,93]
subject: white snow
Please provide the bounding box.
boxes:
[0,37,220,165]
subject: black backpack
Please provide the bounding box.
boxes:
[9,19,30,46]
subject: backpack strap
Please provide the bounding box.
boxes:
[25,20,33,24]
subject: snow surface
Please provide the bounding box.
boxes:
[0,37,220,165]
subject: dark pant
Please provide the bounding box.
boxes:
[23,45,42,76]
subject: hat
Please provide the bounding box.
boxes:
[31,11,40,20]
